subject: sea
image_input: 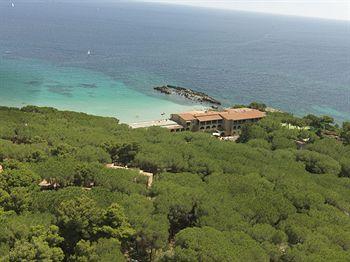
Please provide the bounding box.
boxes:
[0,1,349,123]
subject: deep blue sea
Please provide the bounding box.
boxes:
[0,1,349,122]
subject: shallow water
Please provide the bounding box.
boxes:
[0,57,203,123]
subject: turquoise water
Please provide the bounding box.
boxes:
[0,2,349,122]
[0,58,203,123]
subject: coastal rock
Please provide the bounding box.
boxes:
[154,85,222,105]
[154,86,172,95]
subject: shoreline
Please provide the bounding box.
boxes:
[2,102,349,130]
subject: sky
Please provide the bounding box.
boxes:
[137,0,350,21]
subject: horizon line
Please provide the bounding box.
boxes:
[133,0,350,22]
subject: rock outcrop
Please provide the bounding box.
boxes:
[154,85,222,106]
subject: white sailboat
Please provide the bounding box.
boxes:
[87,50,91,55]
[11,2,15,8]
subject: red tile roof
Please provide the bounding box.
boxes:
[176,108,265,122]
[220,108,266,120]
[196,114,223,122]
[178,113,197,121]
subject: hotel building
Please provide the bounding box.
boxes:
[169,108,266,135]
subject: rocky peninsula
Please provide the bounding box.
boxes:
[154,85,222,106]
